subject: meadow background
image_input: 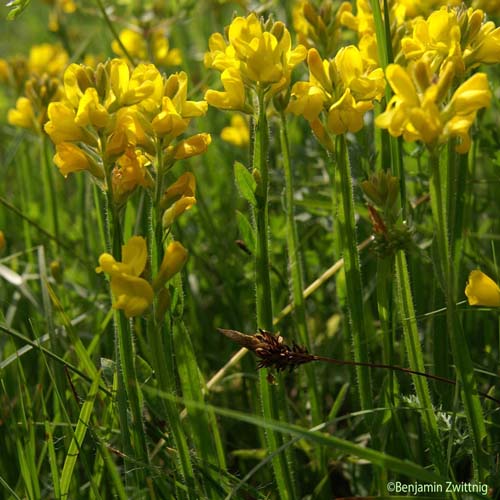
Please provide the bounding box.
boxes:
[0,0,500,498]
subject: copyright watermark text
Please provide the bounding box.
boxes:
[386,481,488,495]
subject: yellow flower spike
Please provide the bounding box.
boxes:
[205,67,247,111]
[153,241,188,291]
[8,97,37,129]
[221,114,250,147]
[75,88,110,129]
[465,270,500,307]
[173,133,211,160]
[54,143,104,178]
[96,236,153,318]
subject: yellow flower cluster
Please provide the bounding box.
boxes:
[376,60,490,153]
[2,44,69,133]
[43,59,209,200]
[292,0,347,58]
[96,236,188,317]
[112,28,182,67]
[287,46,385,145]
[204,12,307,111]
[376,5,498,153]
[401,6,500,72]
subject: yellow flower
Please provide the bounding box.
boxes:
[152,72,208,138]
[111,29,146,60]
[153,241,188,291]
[105,107,155,159]
[152,32,182,67]
[75,88,110,129]
[221,114,250,147]
[205,13,306,107]
[96,236,154,317]
[288,47,384,136]
[465,270,500,307]
[112,28,182,67]
[8,97,37,129]
[401,8,463,72]
[28,43,68,77]
[161,172,197,228]
[172,133,212,160]
[112,148,152,205]
[205,67,247,111]
[161,172,196,205]
[109,60,162,110]
[44,102,96,145]
[54,143,103,178]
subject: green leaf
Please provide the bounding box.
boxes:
[60,371,102,499]
[5,0,31,20]
[236,210,256,254]
[234,161,257,207]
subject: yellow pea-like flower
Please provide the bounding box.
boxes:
[8,97,37,129]
[172,133,212,160]
[160,172,197,228]
[205,67,247,111]
[75,88,110,129]
[45,102,96,145]
[465,270,500,307]
[28,43,68,77]
[221,114,250,147]
[54,143,103,179]
[109,60,162,109]
[153,241,188,291]
[96,236,154,318]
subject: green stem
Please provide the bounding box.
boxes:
[254,90,295,500]
[103,168,149,478]
[335,134,372,411]
[279,111,326,496]
[429,149,487,480]
[146,160,196,497]
[394,249,446,473]
[278,111,321,420]
[41,136,60,251]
